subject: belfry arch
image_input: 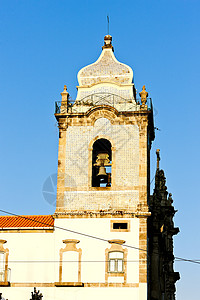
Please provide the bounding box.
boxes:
[92,138,112,187]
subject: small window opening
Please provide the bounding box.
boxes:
[92,139,112,187]
[113,223,128,230]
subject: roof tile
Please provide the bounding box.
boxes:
[0,215,54,228]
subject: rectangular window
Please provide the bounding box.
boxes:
[113,222,128,230]
[110,220,130,232]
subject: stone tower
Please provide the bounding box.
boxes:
[54,35,155,299]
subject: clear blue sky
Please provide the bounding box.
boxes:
[0,1,200,299]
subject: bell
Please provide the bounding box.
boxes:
[97,166,107,177]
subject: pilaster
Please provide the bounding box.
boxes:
[56,118,68,211]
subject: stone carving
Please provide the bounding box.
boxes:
[155,169,167,192]
[148,152,180,300]
[58,121,68,131]
[139,85,148,108]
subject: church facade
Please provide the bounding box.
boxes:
[0,35,179,300]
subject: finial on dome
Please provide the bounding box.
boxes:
[102,35,114,51]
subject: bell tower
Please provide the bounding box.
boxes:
[54,35,155,299]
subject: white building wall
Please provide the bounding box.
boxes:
[54,218,139,283]
[0,232,55,283]
[0,217,146,300]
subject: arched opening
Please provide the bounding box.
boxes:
[92,138,112,187]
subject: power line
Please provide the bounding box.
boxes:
[2,259,200,264]
[150,175,155,185]
[0,209,145,252]
[0,209,200,265]
[175,257,200,264]
[4,259,200,264]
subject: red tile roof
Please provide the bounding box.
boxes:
[0,215,54,228]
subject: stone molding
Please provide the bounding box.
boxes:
[105,240,128,283]
[59,239,82,283]
[10,282,139,287]
[53,212,146,219]
[139,219,147,283]
[0,240,9,284]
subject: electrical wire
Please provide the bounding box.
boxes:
[0,209,146,252]
[0,209,200,265]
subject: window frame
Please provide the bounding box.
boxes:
[108,251,124,273]
[0,240,10,285]
[105,239,128,283]
[57,239,82,285]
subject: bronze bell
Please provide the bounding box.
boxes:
[97,166,107,177]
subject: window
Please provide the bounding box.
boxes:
[110,220,130,232]
[108,251,124,273]
[105,239,127,283]
[113,222,127,230]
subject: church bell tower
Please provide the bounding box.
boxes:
[54,35,155,300]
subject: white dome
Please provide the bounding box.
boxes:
[73,36,137,112]
[78,47,133,87]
